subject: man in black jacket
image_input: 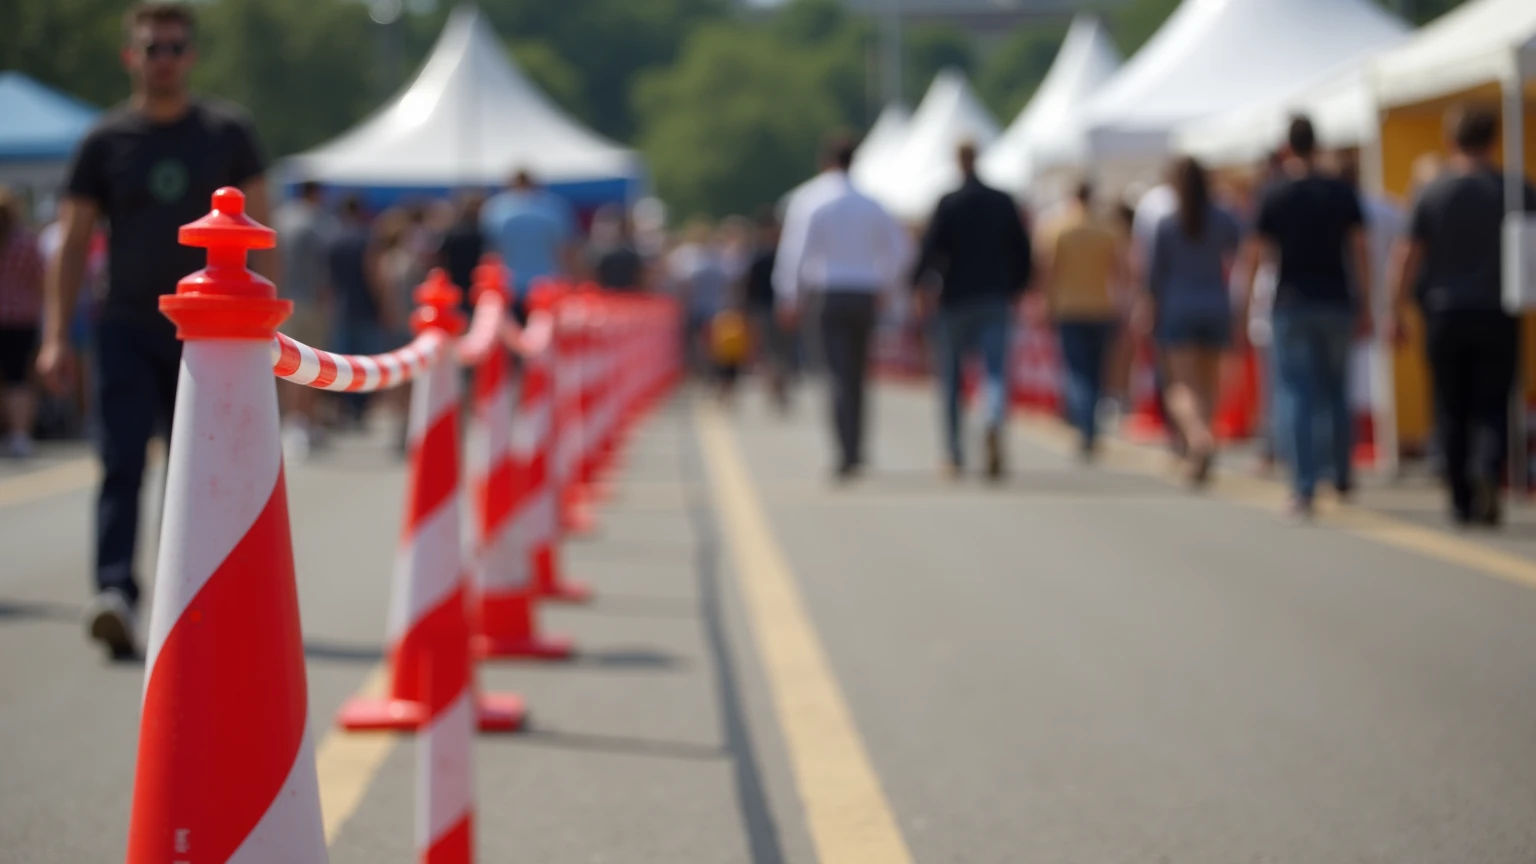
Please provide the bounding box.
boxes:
[911,142,1033,479]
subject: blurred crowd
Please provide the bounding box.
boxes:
[0,166,808,462]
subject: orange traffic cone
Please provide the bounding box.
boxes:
[337,270,525,733]
[129,188,327,863]
[466,258,574,658]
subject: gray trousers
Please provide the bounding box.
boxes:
[819,291,878,468]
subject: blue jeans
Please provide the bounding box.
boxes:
[1271,306,1354,501]
[934,297,1012,465]
[1057,320,1116,448]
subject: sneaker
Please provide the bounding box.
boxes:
[85,590,139,659]
[1471,476,1502,527]
[1283,496,1314,525]
[984,427,1005,481]
[5,430,33,459]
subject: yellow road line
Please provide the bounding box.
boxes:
[696,404,914,864]
[316,667,398,844]
[0,458,98,509]
[1012,412,1536,591]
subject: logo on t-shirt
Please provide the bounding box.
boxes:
[148,158,189,204]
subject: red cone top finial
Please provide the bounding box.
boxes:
[161,187,290,341]
[411,268,467,336]
[470,254,511,304]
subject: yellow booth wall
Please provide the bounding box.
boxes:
[1377,83,1536,452]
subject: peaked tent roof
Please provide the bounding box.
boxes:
[1173,61,1398,168]
[1371,0,1536,109]
[849,101,912,191]
[288,5,641,200]
[979,14,1121,198]
[0,72,100,162]
[1040,0,1407,174]
[865,69,1000,221]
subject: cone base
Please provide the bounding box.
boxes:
[336,692,527,733]
[474,632,575,661]
[538,578,593,604]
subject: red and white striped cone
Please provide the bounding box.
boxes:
[415,641,474,864]
[579,292,618,502]
[129,187,327,863]
[466,260,574,658]
[337,269,525,733]
[554,287,597,537]
[528,286,594,603]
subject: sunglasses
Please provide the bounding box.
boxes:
[141,41,191,59]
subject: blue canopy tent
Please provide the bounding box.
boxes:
[0,72,101,197]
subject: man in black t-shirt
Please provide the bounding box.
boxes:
[1251,115,1371,519]
[38,2,270,658]
[1389,105,1536,527]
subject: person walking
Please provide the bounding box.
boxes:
[436,190,486,314]
[0,189,44,459]
[775,133,909,481]
[37,1,269,658]
[1036,180,1123,460]
[1138,157,1243,487]
[587,204,649,293]
[1389,105,1536,526]
[481,168,578,323]
[1249,116,1371,519]
[273,179,334,461]
[739,207,791,411]
[911,142,1033,479]
[326,195,390,429]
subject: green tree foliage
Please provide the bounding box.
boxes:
[508,39,589,122]
[193,0,379,158]
[476,0,727,140]
[978,21,1068,122]
[3,0,129,109]
[635,21,841,219]
[904,23,976,100]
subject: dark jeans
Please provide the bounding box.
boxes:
[934,296,1012,466]
[1272,306,1354,501]
[1425,309,1519,517]
[820,291,877,469]
[95,320,182,607]
[1057,320,1116,448]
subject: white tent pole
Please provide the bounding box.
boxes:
[1505,61,1529,492]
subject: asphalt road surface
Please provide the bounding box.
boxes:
[3,382,1536,863]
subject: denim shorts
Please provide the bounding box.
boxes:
[1159,313,1231,350]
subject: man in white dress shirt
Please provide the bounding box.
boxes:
[774,134,911,480]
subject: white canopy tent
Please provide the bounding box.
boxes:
[1173,64,1386,168]
[849,101,912,191]
[1370,0,1536,110]
[1038,0,1407,190]
[979,14,1121,202]
[287,5,642,205]
[862,68,1000,222]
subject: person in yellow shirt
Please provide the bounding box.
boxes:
[1036,181,1128,458]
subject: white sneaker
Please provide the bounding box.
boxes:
[85,590,139,659]
[5,431,33,459]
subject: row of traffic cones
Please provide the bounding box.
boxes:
[125,189,682,863]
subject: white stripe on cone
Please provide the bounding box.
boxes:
[418,690,474,855]
[146,341,284,674]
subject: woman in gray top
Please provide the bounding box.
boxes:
[1135,157,1243,486]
